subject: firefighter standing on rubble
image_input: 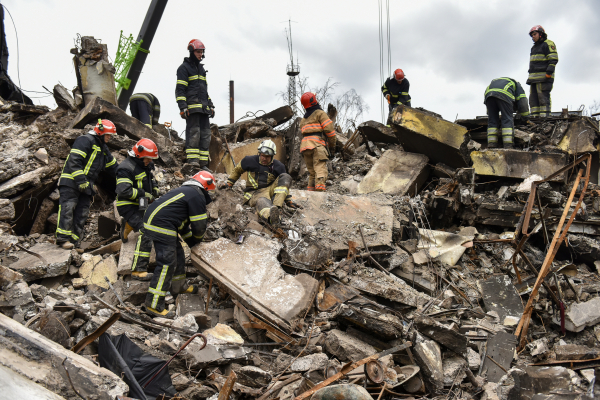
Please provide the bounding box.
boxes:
[176,39,215,173]
[299,92,336,192]
[526,25,558,118]
[484,78,530,149]
[381,69,411,126]
[115,139,160,280]
[221,140,299,226]
[56,119,118,249]
[142,171,214,318]
[129,93,161,129]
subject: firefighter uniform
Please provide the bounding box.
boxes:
[484,78,530,147]
[56,132,117,244]
[526,39,558,117]
[129,93,160,128]
[299,106,336,191]
[143,183,210,312]
[226,155,292,223]
[115,156,159,273]
[381,76,411,124]
[175,57,214,166]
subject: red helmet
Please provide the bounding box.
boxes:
[394,69,405,81]
[191,170,216,191]
[187,39,205,51]
[94,119,116,135]
[529,25,545,36]
[300,92,318,109]
[133,138,158,159]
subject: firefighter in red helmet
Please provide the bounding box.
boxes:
[526,25,558,117]
[381,68,411,125]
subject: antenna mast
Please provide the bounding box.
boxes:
[285,20,300,115]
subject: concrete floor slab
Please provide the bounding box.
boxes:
[471,150,567,180]
[357,150,429,196]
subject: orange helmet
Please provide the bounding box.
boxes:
[394,69,405,81]
[300,92,318,109]
[191,170,216,191]
[133,139,158,159]
[529,25,545,36]
[94,119,116,135]
[188,39,205,51]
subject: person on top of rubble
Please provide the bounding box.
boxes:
[526,25,558,118]
[129,93,160,129]
[299,92,336,192]
[484,77,530,149]
[115,139,160,281]
[141,170,214,318]
[381,69,411,126]
[176,39,215,174]
[220,139,299,227]
[56,119,118,249]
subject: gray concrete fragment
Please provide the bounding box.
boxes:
[0,264,23,289]
[0,198,15,221]
[526,338,549,357]
[236,365,272,388]
[78,254,117,289]
[357,120,399,143]
[29,198,54,235]
[505,367,575,400]
[555,297,600,332]
[0,166,57,198]
[8,243,71,281]
[471,150,567,180]
[413,339,444,395]
[414,314,468,356]
[0,279,35,318]
[117,231,156,275]
[290,353,329,372]
[53,84,77,112]
[357,150,429,196]
[324,329,376,362]
[468,347,481,370]
[0,364,65,400]
[442,356,467,387]
[554,344,600,361]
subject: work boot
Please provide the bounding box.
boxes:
[143,305,175,319]
[503,143,514,149]
[487,142,499,149]
[120,219,133,243]
[269,206,281,227]
[181,162,199,176]
[131,271,153,281]
[198,161,212,173]
[182,284,199,294]
[57,241,74,250]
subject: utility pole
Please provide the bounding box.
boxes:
[229,80,234,124]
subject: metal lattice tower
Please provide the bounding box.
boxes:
[285,20,300,114]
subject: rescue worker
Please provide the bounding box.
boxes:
[484,78,530,149]
[142,171,214,318]
[299,92,336,192]
[56,119,118,249]
[221,140,298,226]
[381,69,411,125]
[176,39,215,173]
[129,93,160,129]
[526,25,558,118]
[115,139,160,280]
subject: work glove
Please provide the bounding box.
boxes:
[210,108,215,118]
[153,187,160,197]
[285,199,303,209]
[78,181,90,193]
[386,94,391,104]
[180,108,189,119]
[144,192,154,202]
[545,74,552,79]
[219,181,232,190]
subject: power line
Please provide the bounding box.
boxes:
[378,0,384,123]
[2,4,25,104]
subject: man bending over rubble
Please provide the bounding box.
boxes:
[484,77,530,149]
[116,139,160,281]
[220,139,298,227]
[382,68,411,125]
[129,93,160,129]
[56,119,118,249]
[141,171,214,318]
[299,92,336,192]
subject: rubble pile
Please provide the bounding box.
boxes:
[1,85,600,400]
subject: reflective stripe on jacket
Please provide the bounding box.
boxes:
[115,156,156,220]
[484,77,530,117]
[527,39,558,84]
[175,57,214,115]
[227,155,287,194]
[381,77,411,106]
[299,109,336,152]
[129,93,160,127]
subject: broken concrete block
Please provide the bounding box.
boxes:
[311,384,373,400]
[413,339,444,395]
[53,83,77,112]
[0,199,15,221]
[29,198,54,235]
[0,364,67,400]
[179,385,216,399]
[356,150,429,196]
[172,314,199,333]
[117,231,156,275]
[324,329,376,362]
[291,353,329,372]
[192,235,318,331]
[204,323,244,345]
[78,254,117,289]
[34,148,49,164]
[442,356,467,387]
[414,314,468,356]
[0,280,35,318]
[338,304,404,340]
[467,348,481,370]
[176,293,205,318]
[527,338,549,357]
[554,297,600,332]
[471,150,567,180]
[0,264,23,289]
[0,165,57,198]
[504,367,574,400]
[479,275,523,324]
[555,344,600,361]
[8,242,71,281]
[236,365,272,388]
[357,120,398,143]
[390,105,471,168]
[557,118,598,154]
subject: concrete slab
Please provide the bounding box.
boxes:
[479,275,523,324]
[390,105,471,168]
[557,119,597,154]
[117,231,155,275]
[191,235,318,331]
[0,364,66,400]
[471,150,567,180]
[79,254,117,289]
[357,150,429,196]
[415,314,468,356]
[0,165,58,198]
[290,190,394,254]
[209,136,286,176]
[8,242,71,282]
[357,120,398,143]
[554,297,600,332]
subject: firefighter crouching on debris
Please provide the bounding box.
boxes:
[381,68,411,125]
[484,77,530,149]
[527,25,558,118]
[299,92,336,192]
[176,39,215,173]
[116,139,160,281]
[221,140,300,226]
[142,171,214,318]
[129,93,160,129]
[56,119,118,249]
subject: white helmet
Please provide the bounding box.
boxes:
[258,139,277,156]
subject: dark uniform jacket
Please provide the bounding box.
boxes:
[381,77,411,106]
[129,93,161,126]
[175,57,214,115]
[227,155,289,201]
[484,78,530,118]
[115,156,157,221]
[143,183,211,246]
[59,133,117,195]
[527,39,558,84]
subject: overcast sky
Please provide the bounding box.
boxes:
[3,0,600,135]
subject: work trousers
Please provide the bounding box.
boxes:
[486,97,514,145]
[302,146,329,191]
[128,211,152,273]
[529,83,552,117]
[130,100,152,128]
[185,113,211,166]
[247,174,292,222]
[56,186,92,244]
[145,238,187,312]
